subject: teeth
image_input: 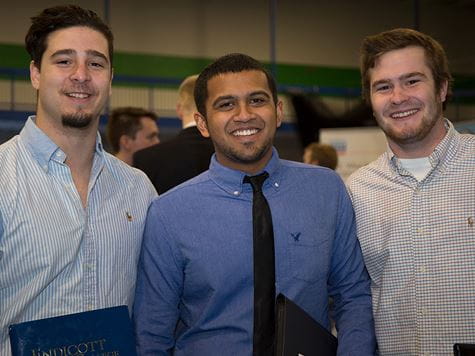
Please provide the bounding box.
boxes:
[68,93,89,99]
[391,109,418,118]
[232,129,258,136]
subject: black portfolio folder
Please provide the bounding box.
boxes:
[275,293,337,356]
[454,344,475,356]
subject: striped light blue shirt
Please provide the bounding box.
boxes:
[0,117,157,355]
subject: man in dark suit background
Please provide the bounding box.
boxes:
[133,75,215,194]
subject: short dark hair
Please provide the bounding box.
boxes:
[106,107,158,153]
[304,143,338,170]
[25,5,114,69]
[194,53,278,117]
[360,28,452,109]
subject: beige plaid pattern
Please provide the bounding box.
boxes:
[347,121,475,356]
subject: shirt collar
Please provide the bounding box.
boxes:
[19,116,105,173]
[208,147,282,196]
[388,119,456,176]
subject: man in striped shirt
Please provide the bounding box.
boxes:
[347,28,475,355]
[0,5,156,355]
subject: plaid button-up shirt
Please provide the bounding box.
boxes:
[347,120,475,355]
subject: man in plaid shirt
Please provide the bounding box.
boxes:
[347,28,475,355]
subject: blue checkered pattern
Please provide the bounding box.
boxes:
[347,121,475,355]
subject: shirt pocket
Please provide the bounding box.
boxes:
[285,227,330,283]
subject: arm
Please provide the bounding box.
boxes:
[133,201,182,355]
[328,183,376,355]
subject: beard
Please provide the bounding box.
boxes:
[216,136,273,165]
[378,98,444,146]
[62,113,94,129]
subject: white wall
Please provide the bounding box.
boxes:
[0,0,473,74]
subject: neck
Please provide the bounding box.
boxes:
[35,114,98,169]
[35,113,98,208]
[115,151,132,165]
[181,112,197,129]
[216,149,273,176]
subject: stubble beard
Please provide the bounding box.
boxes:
[378,98,443,146]
[219,136,273,165]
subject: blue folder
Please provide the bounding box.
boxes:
[9,306,136,356]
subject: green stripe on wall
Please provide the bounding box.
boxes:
[1,42,473,100]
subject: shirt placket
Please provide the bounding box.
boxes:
[412,181,433,356]
[82,153,103,311]
[83,217,97,311]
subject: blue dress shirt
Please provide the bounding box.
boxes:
[0,117,157,355]
[133,148,375,355]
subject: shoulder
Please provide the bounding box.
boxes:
[455,131,475,158]
[0,137,26,226]
[104,152,157,194]
[149,170,211,209]
[0,135,21,158]
[279,159,344,187]
[347,153,388,189]
[162,169,210,197]
[0,136,23,182]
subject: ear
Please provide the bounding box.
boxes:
[176,103,184,120]
[119,134,132,152]
[439,79,448,103]
[109,67,114,96]
[195,113,210,138]
[30,61,40,90]
[275,100,283,128]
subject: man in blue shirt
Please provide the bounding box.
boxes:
[133,53,375,355]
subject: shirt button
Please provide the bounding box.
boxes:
[420,266,427,273]
[274,182,279,188]
[233,191,240,196]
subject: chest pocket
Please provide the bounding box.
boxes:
[285,227,331,283]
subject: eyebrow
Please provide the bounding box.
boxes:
[50,49,109,63]
[212,91,271,104]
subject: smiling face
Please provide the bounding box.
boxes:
[369,46,448,157]
[195,70,283,174]
[30,26,112,131]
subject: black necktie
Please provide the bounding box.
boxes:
[244,172,276,355]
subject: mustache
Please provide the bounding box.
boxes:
[62,84,96,95]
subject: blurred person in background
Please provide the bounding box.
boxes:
[106,106,159,165]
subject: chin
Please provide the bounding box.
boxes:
[61,113,95,129]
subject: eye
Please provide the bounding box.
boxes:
[216,101,234,111]
[406,78,420,86]
[374,84,391,93]
[56,59,71,66]
[250,97,267,106]
[89,60,106,69]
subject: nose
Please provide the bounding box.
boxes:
[234,102,253,121]
[70,62,91,83]
[391,85,408,105]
